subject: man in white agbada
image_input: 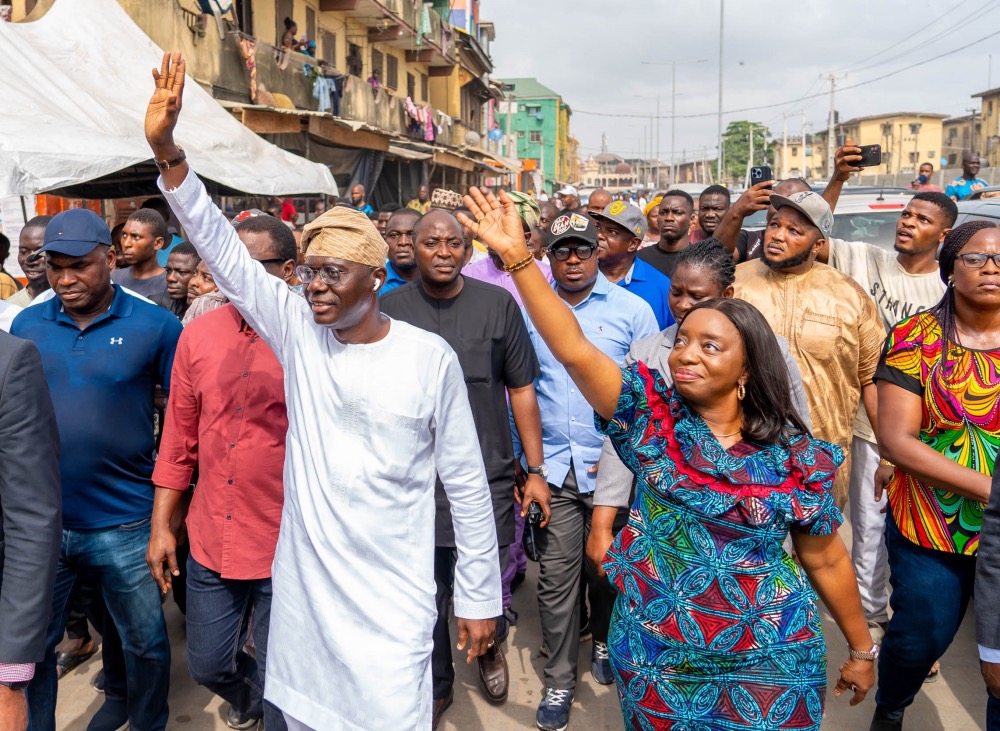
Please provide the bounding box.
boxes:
[145,52,501,729]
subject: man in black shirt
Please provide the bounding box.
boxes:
[635,189,694,278]
[380,210,550,728]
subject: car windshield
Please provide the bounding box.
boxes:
[832,211,900,251]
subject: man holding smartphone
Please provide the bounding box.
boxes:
[812,147,958,648]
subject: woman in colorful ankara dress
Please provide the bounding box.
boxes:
[872,220,1000,729]
[458,187,876,731]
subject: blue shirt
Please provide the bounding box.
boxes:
[523,273,658,494]
[945,176,988,201]
[11,285,182,529]
[616,257,675,330]
[356,203,374,216]
[380,260,414,295]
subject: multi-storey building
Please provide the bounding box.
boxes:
[10,0,514,203]
[496,77,576,194]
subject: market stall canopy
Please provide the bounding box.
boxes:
[0,0,337,198]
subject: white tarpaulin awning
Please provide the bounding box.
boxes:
[0,0,337,197]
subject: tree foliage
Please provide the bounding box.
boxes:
[722,121,771,183]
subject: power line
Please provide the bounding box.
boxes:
[572,23,1000,121]
[849,0,999,75]
[834,0,977,73]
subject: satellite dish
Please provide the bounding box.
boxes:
[465,130,482,146]
[535,112,544,121]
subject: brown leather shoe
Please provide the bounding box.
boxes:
[477,642,509,703]
[432,688,453,730]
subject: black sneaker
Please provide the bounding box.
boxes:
[227,705,262,730]
[88,697,128,731]
[536,687,573,731]
[91,669,106,694]
[591,640,614,685]
[870,708,903,730]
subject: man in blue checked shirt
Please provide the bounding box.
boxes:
[518,211,657,731]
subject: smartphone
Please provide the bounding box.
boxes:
[858,144,882,168]
[750,166,773,184]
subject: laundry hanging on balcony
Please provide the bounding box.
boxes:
[236,35,258,103]
[312,75,342,116]
[404,97,436,142]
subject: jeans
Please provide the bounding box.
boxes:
[28,518,170,731]
[185,555,286,730]
[876,515,991,725]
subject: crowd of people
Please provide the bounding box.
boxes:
[2,50,1000,731]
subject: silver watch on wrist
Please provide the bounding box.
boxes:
[526,463,548,479]
[849,642,880,662]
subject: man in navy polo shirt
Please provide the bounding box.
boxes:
[592,201,675,330]
[11,209,181,731]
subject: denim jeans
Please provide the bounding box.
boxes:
[876,515,999,729]
[185,555,286,730]
[27,518,170,731]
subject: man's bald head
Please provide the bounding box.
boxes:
[587,189,613,215]
[414,209,464,241]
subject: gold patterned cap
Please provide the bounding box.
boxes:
[301,207,387,268]
[431,189,463,210]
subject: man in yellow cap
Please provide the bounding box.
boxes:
[144,51,501,731]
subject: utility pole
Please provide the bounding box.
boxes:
[967,107,980,154]
[717,0,725,181]
[801,111,807,179]
[656,96,661,189]
[823,74,846,180]
[782,113,788,180]
[744,123,755,189]
[671,61,677,188]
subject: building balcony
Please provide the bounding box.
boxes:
[319,0,454,67]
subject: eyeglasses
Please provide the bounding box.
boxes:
[548,244,596,261]
[956,253,1000,269]
[296,264,347,285]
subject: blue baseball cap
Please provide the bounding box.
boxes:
[35,209,112,259]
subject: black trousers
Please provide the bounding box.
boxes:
[432,543,509,700]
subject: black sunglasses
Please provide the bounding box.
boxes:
[548,244,596,261]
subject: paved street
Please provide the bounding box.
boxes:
[56,522,989,730]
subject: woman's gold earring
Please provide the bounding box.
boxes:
[737,382,746,401]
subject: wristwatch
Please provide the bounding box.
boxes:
[849,642,880,662]
[154,146,186,171]
[0,679,30,691]
[526,464,548,479]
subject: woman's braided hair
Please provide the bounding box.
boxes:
[674,237,736,290]
[931,220,999,366]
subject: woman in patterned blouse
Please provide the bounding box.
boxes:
[459,187,876,730]
[873,220,1000,729]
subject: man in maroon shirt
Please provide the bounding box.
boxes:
[146,213,297,731]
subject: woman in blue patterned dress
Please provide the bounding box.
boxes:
[459,188,876,730]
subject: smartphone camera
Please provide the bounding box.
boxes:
[750,165,773,183]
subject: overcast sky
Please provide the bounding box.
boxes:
[487,0,998,165]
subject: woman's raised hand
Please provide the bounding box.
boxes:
[457,187,531,266]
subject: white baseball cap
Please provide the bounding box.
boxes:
[555,185,578,197]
